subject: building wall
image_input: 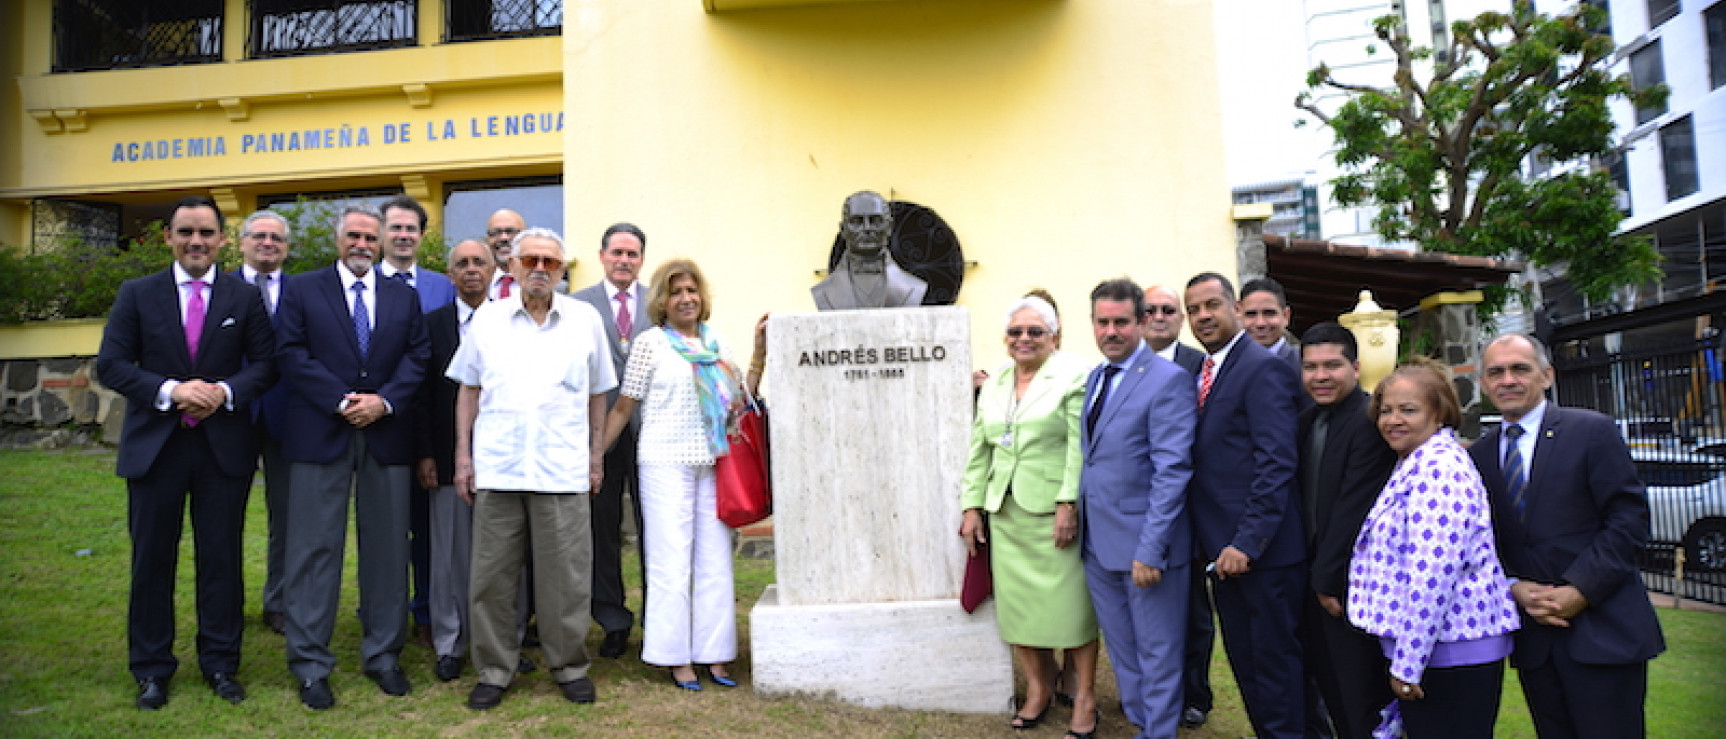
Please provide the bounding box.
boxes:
[563,0,1235,366]
[1613,0,1724,232]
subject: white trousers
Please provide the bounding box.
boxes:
[638,463,737,667]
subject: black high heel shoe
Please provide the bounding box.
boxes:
[1009,697,1050,730]
[1064,707,1101,738]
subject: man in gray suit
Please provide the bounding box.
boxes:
[572,222,650,659]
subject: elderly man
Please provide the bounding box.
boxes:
[452,228,615,710]
[97,196,277,709]
[810,190,927,310]
[485,209,526,299]
[234,209,294,637]
[276,205,430,709]
[573,223,650,659]
[1470,333,1664,739]
[1141,284,1206,376]
[413,239,496,682]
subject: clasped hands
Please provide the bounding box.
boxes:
[171,380,226,420]
[341,393,388,428]
[1511,581,1589,627]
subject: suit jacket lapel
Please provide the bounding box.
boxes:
[1096,357,1149,434]
[1526,408,1563,513]
[323,267,364,361]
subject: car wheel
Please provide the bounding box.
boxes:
[1683,519,1726,572]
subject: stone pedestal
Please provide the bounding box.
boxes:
[750,307,1011,712]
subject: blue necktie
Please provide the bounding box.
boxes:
[1504,424,1528,521]
[1086,365,1121,436]
[352,280,370,361]
[391,271,412,288]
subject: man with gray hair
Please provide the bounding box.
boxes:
[276,205,430,709]
[451,228,615,709]
[234,210,294,636]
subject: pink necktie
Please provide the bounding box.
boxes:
[1198,356,1215,409]
[615,289,633,337]
[183,279,206,427]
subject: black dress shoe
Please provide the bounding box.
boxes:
[299,678,334,710]
[467,682,507,710]
[1181,706,1208,728]
[434,655,464,682]
[365,667,412,696]
[205,673,246,704]
[261,610,286,635]
[559,676,596,704]
[518,655,536,673]
[136,677,169,710]
[598,629,629,659]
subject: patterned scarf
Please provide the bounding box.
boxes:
[663,324,739,457]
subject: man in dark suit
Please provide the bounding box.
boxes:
[1139,283,1210,729]
[1471,333,1664,739]
[1081,278,1197,738]
[96,195,277,709]
[1296,322,1395,739]
[276,205,430,709]
[1239,277,1299,369]
[233,209,294,636]
[414,239,496,682]
[1183,271,1306,739]
[571,222,650,659]
[379,195,455,646]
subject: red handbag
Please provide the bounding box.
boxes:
[716,396,771,528]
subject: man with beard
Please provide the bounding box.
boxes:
[276,205,430,709]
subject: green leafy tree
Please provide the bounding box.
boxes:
[1296,1,1666,310]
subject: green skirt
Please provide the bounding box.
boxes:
[990,494,1098,648]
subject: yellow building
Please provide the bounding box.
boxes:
[3,0,1232,364]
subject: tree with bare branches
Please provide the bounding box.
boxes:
[1296,1,1665,307]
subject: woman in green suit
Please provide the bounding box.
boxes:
[960,295,1099,735]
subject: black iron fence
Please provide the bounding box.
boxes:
[249,0,416,58]
[53,0,224,72]
[447,0,561,41]
[1554,335,1726,605]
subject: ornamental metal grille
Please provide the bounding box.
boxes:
[52,0,223,73]
[31,199,122,253]
[447,0,561,42]
[250,0,416,58]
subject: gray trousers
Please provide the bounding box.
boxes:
[428,483,473,658]
[470,490,592,687]
[258,432,290,614]
[283,433,410,680]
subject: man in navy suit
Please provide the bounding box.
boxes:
[572,222,650,659]
[378,195,454,647]
[233,209,294,636]
[1471,333,1664,739]
[1183,271,1306,739]
[1080,278,1197,738]
[276,205,430,709]
[1239,277,1299,370]
[1139,283,1210,729]
[96,196,277,709]
[1296,323,1394,739]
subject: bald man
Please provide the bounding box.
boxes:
[486,210,526,299]
[1142,285,1206,376]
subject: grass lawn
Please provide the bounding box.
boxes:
[1,448,1722,737]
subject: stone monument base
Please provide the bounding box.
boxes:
[749,585,1012,713]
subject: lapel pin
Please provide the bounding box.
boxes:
[221,317,236,327]
[1545,430,1554,438]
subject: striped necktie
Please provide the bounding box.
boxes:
[1504,424,1528,521]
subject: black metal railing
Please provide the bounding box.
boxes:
[250,0,416,58]
[447,0,560,42]
[53,0,223,72]
[1555,335,1726,606]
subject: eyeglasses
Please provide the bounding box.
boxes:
[517,255,563,271]
[487,227,522,238]
[1147,305,1180,316]
[1006,327,1049,339]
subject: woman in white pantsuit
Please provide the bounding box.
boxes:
[599,258,764,690]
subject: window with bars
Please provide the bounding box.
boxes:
[52,0,223,72]
[447,0,561,42]
[32,199,122,252]
[250,0,416,58]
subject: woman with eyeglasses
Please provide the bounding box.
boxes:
[960,295,1100,737]
[598,259,764,691]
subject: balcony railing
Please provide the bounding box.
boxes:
[53,0,223,73]
[250,0,417,58]
[447,0,560,41]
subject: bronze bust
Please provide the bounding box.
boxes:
[812,190,930,310]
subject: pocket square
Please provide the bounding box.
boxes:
[221,316,237,328]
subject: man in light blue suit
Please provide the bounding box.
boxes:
[1080,278,1197,739]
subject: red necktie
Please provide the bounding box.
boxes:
[1198,356,1216,409]
[499,274,514,298]
[615,289,633,337]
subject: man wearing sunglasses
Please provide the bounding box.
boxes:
[451,228,616,710]
[275,205,430,709]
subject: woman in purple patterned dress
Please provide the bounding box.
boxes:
[1349,361,1520,738]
